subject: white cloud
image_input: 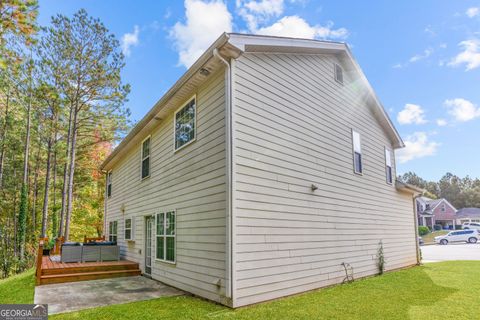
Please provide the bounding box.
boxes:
[448,39,480,71]
[436,119,447,126]
[396,132,440,163]
[409,48,433,63]
[444,98,480,122]
[397,104,427,125]
[255,16,348,39]
[171,0,232,68]
[466,7,479,18]
[237,0,284,31]
[121,25,140,57]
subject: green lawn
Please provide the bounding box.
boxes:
[0,268,35,304]
[421,230,449,244]
[3,262,480,319]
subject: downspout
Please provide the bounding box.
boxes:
[213,48,233,303]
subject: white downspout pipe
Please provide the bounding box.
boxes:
[213,48,233,302]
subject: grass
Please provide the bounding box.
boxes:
[0,268,35,304]
[4,262,480,319]
[421,230,449,244]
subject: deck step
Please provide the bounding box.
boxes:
[40,269,141,285]
[42,262,139,275]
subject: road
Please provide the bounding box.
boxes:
[421,243,480,262]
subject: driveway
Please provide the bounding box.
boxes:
[34,276,183,315]
[421,243,480,263]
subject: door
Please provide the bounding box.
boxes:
[145,216,154,276]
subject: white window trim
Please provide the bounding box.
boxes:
[124,217,134,241]
[108,220,118,242]
[385,147,393,185]
[140,135,151,180]
[173,95,197,153]
[352,129,363,175]
[106,171,112,198]
[334,63,344,84]
[155,210,176,265]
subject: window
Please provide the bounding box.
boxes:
[124,218,133,240]
[441,204,446,212]
[141,137,151,179]
[385,148,393,184]
[175,98,196,150]
[106,171,112,198]
[352,130,362,174]
[156,211,176,263]
[334,63,343,84]
[108,221,118,242]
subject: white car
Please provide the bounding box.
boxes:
[462,222,480,231]
[435,229,479,245]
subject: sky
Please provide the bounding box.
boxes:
[38,0,480,181]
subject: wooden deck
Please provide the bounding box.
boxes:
[38,256,141,285]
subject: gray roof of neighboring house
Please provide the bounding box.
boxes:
[456,208,480,218]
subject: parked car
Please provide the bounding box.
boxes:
[418,237,424,246]
[435,230,479,245]
[462,222,480,231]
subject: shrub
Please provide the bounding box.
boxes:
[418,226,430,236]
[434,224,442,231]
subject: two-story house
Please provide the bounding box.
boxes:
[416,197,457,230]
[100,33,421,308]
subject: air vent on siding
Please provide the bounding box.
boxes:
[334,63,344,84]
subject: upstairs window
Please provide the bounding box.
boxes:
[385,148,393,184]
[334,63,343,84]
[108,221,118,243]
[175,98,196,151]
[106,171,112,198]
[352,130,362,174]
[156,211,176,263]
[141,137,151,179]
[441,204,446,212]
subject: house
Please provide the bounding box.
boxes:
[416,197,457,230]
[100,33,421,308]
[455,208,480,225]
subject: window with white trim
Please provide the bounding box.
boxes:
[352,130,363,174]
[175,98,196,150]
[441,204,446,212]
[156,211,176,263]
[141,137,150,179]
[385,148,393,184]
[334,63,343,84]
[108,220,118,242]
[124,218,133,240]
[106,171,112,198]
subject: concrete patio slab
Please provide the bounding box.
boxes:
[34,276,183,315]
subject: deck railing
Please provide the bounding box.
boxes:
[36,240,44,285]
[84,235,105,243]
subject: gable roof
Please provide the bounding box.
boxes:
[101,33,405,171]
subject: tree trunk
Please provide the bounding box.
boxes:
[41,135,53,238]
[59,105,73,237]
[0,88,10,188]
[51,149,58,237]
[18,87,32,259]
[31,140,41,237]
[64,109,78,241]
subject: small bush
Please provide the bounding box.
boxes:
[418,226,430,236]
[434,224,442,231]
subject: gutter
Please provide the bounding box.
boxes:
[213,48,233,302]
[101,33,231,170]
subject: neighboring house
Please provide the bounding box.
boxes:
[416,197,457,230]
[455,208,480,225]
[100,33,421,308]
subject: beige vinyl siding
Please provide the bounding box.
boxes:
[232,52,416,307]
[105,69,228,304]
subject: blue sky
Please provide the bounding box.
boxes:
[38,1,480,181]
